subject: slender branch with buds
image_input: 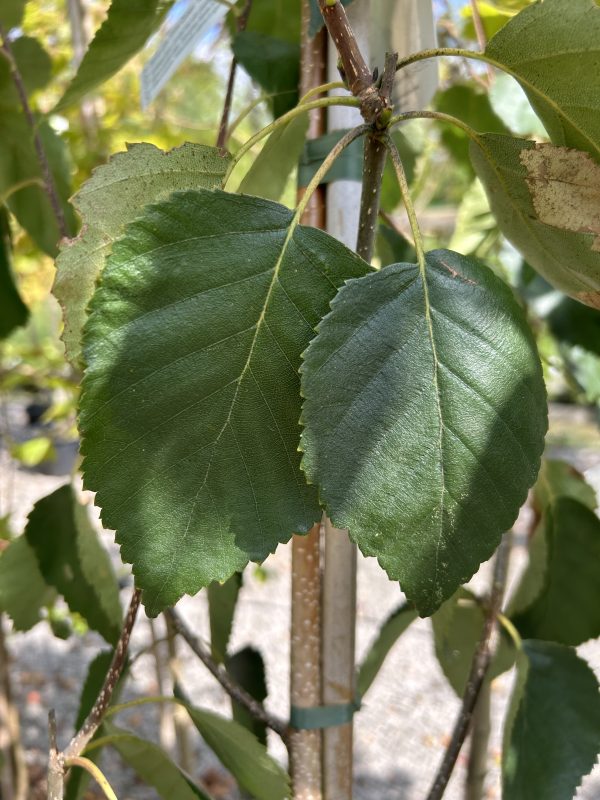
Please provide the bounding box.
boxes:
[47,588,142,796]
[165,608,290,743]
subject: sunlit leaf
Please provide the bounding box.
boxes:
[470,135,600,308]
[485,0,600,158]
[54,142,231,366]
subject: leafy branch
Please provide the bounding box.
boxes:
[47,588,142,797]
[0,24,68,240]
[165,608,290,742]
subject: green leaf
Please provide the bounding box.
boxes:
[241,0,301,43]
[0,209,28,339]
[232,31,299,119]
[226,646,268,744]
[10,435,55,467]
[239,115,308,202]
[470,134,600,308]
[0,37,52,106]
[300,249,547,615]
[533,458,597,512]
[208,572,242,664]
[54,142,231,366]
[0,117,76,256]
[79,189,368,616]
[54,0,172,112]
[503,641,600,800]
[0,536,54,631]
[485,0,600,158]
[511,499,600,646]
[461,1,513,40]
[181,700,289,800]
[0,0,26,29]
[357,603,418,697]
[25,484,122,644]
[102,724,212,799]
[432,588,515,697]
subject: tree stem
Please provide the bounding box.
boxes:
[356,52,397,261]
[63,588,141,760]
[425,534,512,800]
[165,607,290,743]
[0,25,68,240]
[465,682,491,800]
[216,0,253,148]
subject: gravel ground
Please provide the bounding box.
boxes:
[1,403,599,799]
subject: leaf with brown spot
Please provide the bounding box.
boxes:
[470,134,600,309]
[520,144,600,251]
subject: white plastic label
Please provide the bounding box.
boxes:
[141,0,227,109]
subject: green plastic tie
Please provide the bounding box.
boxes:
[290,697,361,730]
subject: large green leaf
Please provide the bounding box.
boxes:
[25,484,122,644]
[101,724,212,799]
[503,641,600,800]
[432,588,515,696]
[241,0,301,43]
[0,535,54,631]
[80,189,368,616]
[238,115,308,202]
[485,0,600,158]
[0,209,28,339]
[181,700,290,800]
[54,0,172,112]
[54,142,231,366]
[232,31,299,119]
[357,602,418,697]
[300,249,547,615]
[511,499,600,645]
[208,572,242,663]
[470,134,600,308]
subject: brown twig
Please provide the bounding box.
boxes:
[317,0,386,123]
[165,607,290,743]
[355,52,397,261]
[0,25,68,240]
[47,710,64,800]
[216,0,253,148]
[425,534,512,800]
[63,588,142,760]
[468,0,494,84]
